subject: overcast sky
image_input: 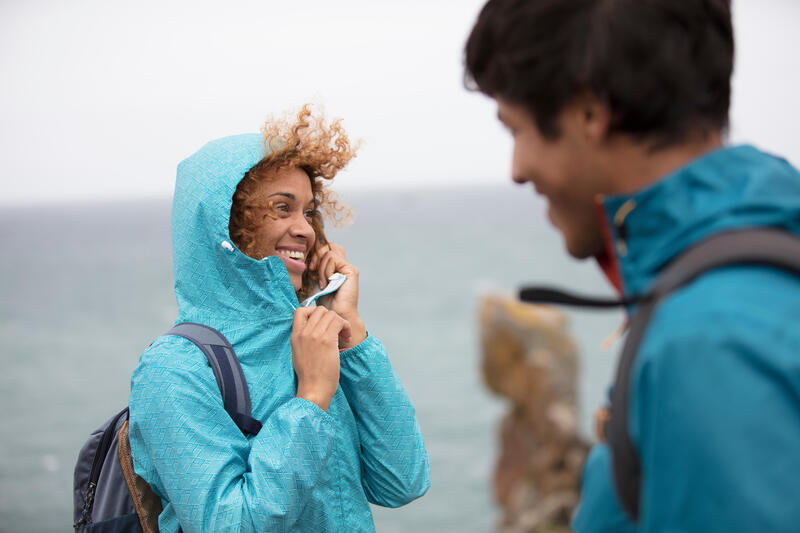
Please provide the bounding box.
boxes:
[1,0,798,205]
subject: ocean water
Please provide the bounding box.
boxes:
[0,185,622,532]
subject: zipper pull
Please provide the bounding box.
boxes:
[613,199,637,257]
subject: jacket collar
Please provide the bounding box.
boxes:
[594,144,800,298]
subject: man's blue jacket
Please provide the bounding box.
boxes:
[128,134,430,532]
[573,145,800,532]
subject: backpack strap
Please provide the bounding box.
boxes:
[606,228,800,521]
[166,322,262,436]
[518,228,800,522]
[118,419,161,533]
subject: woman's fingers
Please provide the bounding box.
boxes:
[292,306,314,328]
[311,245,330,288]
[294,306,349,340]
[327,312,352,343]
[293,306,324,336]
[315,307,352,346]
[308,244,326,272]
[313,243,350,288]
[327,242,346,259]
[291,306,344,412]
[318,252,334,287]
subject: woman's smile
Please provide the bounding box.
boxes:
[276,246,308,274]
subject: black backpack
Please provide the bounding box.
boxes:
[73,323,263,532]
[519,228,800,522]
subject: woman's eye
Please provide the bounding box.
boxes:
[304,210,314,219]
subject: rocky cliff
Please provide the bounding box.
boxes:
[480,295,590,533]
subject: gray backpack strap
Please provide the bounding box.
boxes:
[166,322,262,436]
[607,228,800,522]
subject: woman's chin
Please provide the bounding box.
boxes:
[273,256,305,293]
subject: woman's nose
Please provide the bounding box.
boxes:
[290,214,315,240]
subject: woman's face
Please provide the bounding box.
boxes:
[251,167,316,290]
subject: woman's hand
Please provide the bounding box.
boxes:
[309,243,367,349]
[291,306,351,411]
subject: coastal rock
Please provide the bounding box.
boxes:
[480,295,590,533]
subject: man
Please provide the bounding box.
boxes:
[465,1,800,531]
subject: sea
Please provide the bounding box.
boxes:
[0,185,623,532]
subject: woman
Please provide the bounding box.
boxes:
[128,105,430,532]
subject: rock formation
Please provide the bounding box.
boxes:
[480,295,590,533]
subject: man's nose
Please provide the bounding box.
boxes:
[511,164,529,184]
[510,149,526,184]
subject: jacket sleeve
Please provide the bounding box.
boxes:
[572,444,637,533]
[630,314,800,533]
[128,336,335,533]
[337,334,431,507]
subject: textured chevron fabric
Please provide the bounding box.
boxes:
[128,134,430,532]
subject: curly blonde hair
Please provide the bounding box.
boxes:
[229,104,357,298]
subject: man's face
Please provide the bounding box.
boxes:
[497,98,605,259]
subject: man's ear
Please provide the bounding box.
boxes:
[573,91,611,144]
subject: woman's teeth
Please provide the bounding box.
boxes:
[278,249,305,261]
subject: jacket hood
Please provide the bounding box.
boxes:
[171,133,299,329]
[599,144,800,297]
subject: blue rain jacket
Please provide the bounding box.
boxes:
[128,134,430,532]
[572,145,800,532]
